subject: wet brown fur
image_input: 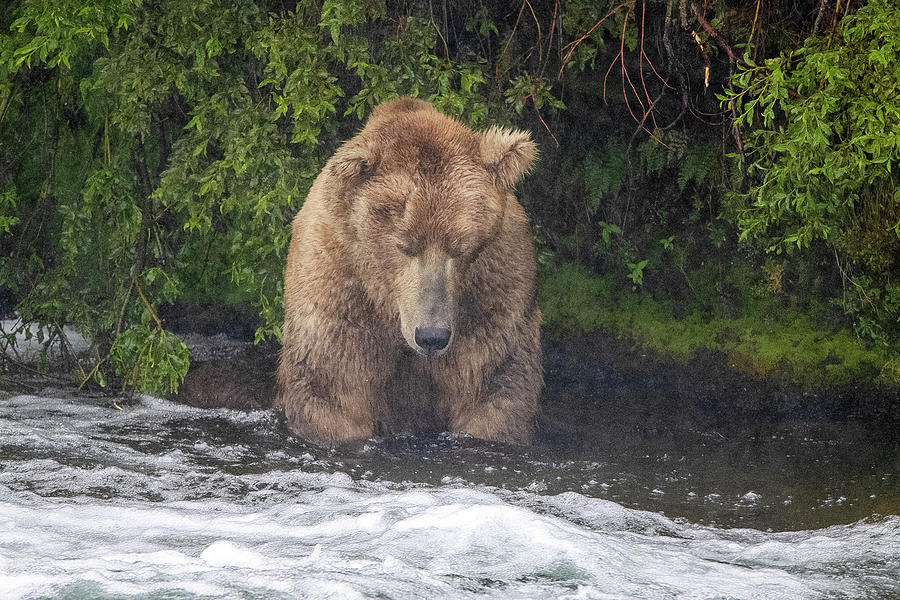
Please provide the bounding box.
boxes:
[275,97,541,445]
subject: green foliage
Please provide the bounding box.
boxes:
[0,0,605,394]
[625,259,649,286]
[560,2,637,70]
[677,143,720,192]
[6,0,137,72]
[538,263,616,334]
[504,73,565,116]
[110,322,189,396]
[1,0,897,395]
[0,188,19,235]
[597,221,622,247]
[637,136,667,175]
[581,141,628,210]
[465,6,498,39]
[722,0,900,342]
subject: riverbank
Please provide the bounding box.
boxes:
[4,286,899,433]
[539,263,900,391]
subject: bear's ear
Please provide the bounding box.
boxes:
[329,141,378,184]
[480,126,538,188]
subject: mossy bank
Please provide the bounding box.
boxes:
[540,263,900,391]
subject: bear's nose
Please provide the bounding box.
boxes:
[414,326,451,353]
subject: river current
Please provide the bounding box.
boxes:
[1,389,898,599]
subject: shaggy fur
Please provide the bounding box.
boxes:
[275,97,542,445]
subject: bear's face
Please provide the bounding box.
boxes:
[329,100,536,357]
[361,161,502,357]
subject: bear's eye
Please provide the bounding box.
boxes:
[371,205,398,221]
[371,197,406,222]
[396,242,417,257]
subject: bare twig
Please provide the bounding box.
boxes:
[53,322,86,377]
[831,0,842,33]
[812,0,828,37]
[538,0,559,79]
[135,281,163,330]
[115,277,136,338]
[0,320,26,364]
[532,99,559,147]
[78,357,106,390]
[524,0,541,63]
[692,3,746,175]
[661,0,688,129]
[428,0,450,61]
[1,375,41,391]
[602,44,620,104]
[619,8,647,126]
[0,83,13,127]
[627,96,662,154]
[499,0,528,70]
[558,1,632,79]
[692,3,738,64]
[644,48,671,89]
[749,0,763,48]
[637,1,658,130]
[833,247,878,316]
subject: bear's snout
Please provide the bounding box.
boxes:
[397,251,456,356]
[414,326,451,354]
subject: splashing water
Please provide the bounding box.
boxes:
[1,393,898,599]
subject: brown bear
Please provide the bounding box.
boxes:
[275,97,542,445]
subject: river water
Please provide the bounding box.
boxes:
[1,381,899,599]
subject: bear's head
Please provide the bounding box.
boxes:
[327,97,536,357]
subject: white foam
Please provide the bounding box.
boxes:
[1,393,898,599]
[200,540,272,568]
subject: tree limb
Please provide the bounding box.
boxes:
[692,2,738,66]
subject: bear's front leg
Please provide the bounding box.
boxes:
[439,334,542,445]
[276,323,393,446]
[276,370,371,444]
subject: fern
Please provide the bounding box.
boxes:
[581,140,627,209]
[637,137,666,175]
[678,143,720,191]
